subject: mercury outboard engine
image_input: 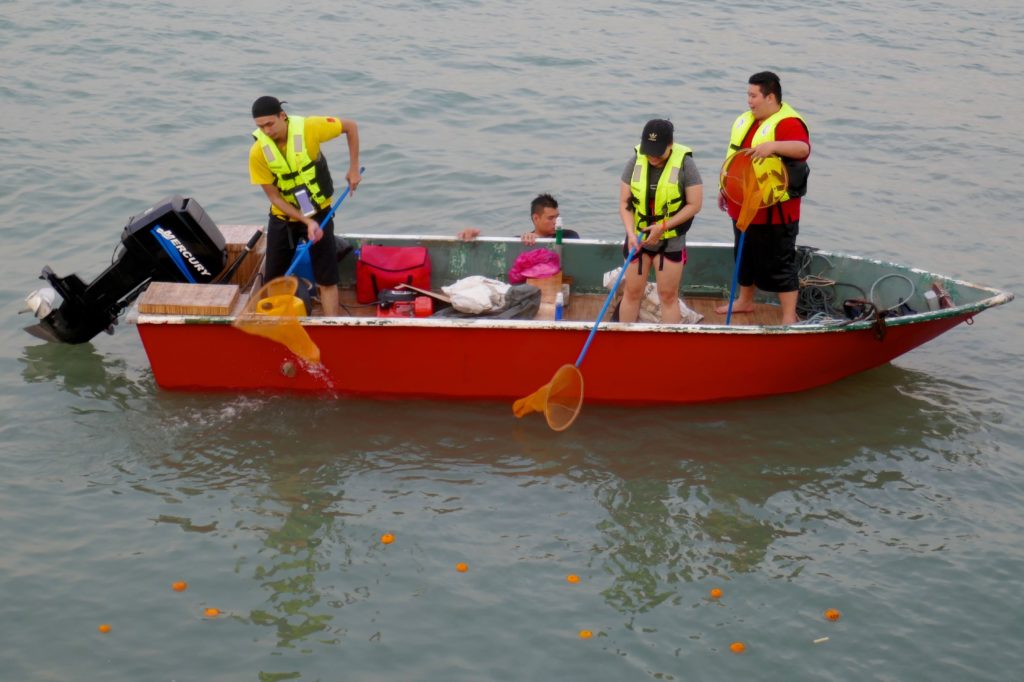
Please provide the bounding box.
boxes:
[24,195,226,344]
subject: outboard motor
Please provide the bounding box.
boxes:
[24,195,226,344]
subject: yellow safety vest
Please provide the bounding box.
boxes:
[629,143,693,240]
[726,102,809,202]
[252,115,334,211]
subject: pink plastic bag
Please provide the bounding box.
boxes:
[508,248,561,284]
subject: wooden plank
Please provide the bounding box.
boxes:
[337,286,780,325]
[138,282,239,315]
[563,293,781,325]
[218,224,266,287]
[395,282,451,303]
[689,296,782,326]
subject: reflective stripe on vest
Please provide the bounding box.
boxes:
[629,143,692,240]
[252,115,330,209]
[726,102,808,204]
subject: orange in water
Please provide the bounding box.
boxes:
[566,574,580,584]
[825,608,841,622]
[730,641,746,654]
[710,588,723,599]
[380,533,395,545]
[456,562,468,573]
[98,623,112,633]
[204,607,221,617]
[172,581,188,592]
[579,630,593,639]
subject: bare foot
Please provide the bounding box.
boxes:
[715,302,754,315]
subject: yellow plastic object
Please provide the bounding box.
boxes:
[233,276,321,364]
[512,364,584,431]
[256,294,306,317]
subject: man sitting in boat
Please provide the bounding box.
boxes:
[249,95,362,316]
[715,71,811,325]
[456,193,580,245]
[618,119,704,323]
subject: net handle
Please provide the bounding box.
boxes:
[574,244,638,367]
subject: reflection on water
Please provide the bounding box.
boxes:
[19,341,152,407]
[248,478,344,648]
[69,359,997,657]
[554,363,992,613]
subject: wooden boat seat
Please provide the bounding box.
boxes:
[139,282,240,315]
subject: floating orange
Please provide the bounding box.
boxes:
[566,574,580,584]
[730,641,746,654]
[204,607,221,618]
[579,630,593,639]
[710,588,723,599]
[98,623,112,634]
[456,562,468,573]
[824,608,841,622]
[380,533,395,545]
[172,581,188,592]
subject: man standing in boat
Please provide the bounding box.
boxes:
[716,71,810,325]
[249,96,362,316]
[456,193,580,244]
[618,118,704,323]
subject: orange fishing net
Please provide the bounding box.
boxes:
[719,152,790,230]
[233,276,321,364]
[512,364,584,432]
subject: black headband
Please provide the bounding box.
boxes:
[252,96,285,118]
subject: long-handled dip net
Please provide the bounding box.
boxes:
[512,245,639,431]
[719,151,789,324]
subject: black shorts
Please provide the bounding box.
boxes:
[622,238,687,264]
[264,206,339,286]
[733,220,799,292]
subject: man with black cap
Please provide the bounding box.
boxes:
[715,71,810,325]
[249,96,362,316]
[617,118,704,323]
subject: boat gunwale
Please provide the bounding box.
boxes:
[127,238,1014,334]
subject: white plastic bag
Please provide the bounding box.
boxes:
[442,276,511,314]
[603,267,704,324]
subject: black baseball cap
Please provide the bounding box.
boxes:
[252,96,286,118]
[639,119,674,157]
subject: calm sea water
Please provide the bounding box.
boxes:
[2,0,1022,680]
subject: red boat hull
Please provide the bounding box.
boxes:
[136,313,971,403]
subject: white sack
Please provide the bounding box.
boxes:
[442,276,511,314]
[603,267,704,324]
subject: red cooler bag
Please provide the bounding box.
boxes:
[355,245,432,303]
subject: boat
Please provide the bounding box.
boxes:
[23,196,1013,403]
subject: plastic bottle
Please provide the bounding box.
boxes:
[554,292,564,321]
[555,217,564,245]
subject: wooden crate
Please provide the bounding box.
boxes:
[138,282,240,315]
[527,272,563,321]
[218,224,266,287]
